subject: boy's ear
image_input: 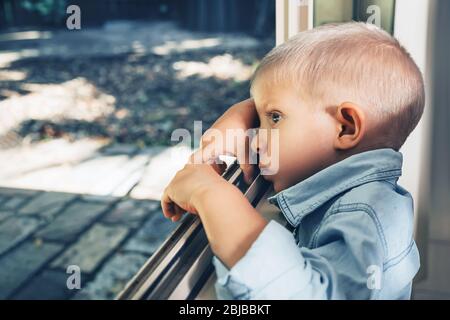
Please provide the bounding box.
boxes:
[333,102,366,150]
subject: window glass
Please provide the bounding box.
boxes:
[314,0,396,34]
[0,0,275,300]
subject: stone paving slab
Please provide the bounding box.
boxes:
[12,269,74,300]
[0,241,62,299]
[80,194,119,204]
[0,187,181,299]
[19,192,77,220]
[0,187,40,197]
[36,201,111,243]
[51,224,129,274]
[102,199,159,228]
[122,211,178,255]
[0,209,14,223]
[72,252,148,300]
[0,216,44,255]
[2,196,29,210]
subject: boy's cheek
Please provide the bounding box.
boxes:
[272,148,312,189]
[261,130,323,189]
[264,171,296,193]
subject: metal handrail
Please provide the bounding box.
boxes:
[117,162,270,300]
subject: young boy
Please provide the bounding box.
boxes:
[161,22,424,299]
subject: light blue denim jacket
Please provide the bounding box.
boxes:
[212,148,420,300]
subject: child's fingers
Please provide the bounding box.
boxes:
[236,138,257,184]
[171,212,183,222]
[171,205,186,222]
[241,163,257,184]
[210,161,227,175]
[161,190,176,218]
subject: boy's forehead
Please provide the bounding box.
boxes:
[250,83,272,110]
[251,75,296,102]
[251,77,310,114]
[251,74,280,100]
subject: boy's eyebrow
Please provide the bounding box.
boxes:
[252,97,265,113]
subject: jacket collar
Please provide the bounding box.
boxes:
[268,148,403,228]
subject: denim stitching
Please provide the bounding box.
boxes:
[310,204,389,258]
[227,277,251,300]
[295,169,401,218]
[279,168,401,228]
[383,240,415,271]
[278,193,297,225]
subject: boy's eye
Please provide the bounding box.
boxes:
[269,112,282,124]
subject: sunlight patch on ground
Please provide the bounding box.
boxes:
[0,30,52,42]
[0,70,27,81]
[0,141,192,200]
[0,77,116,137]
[173,54,254,81]
[0,138,107,184]
[130,145,193,200]
[152,38,222,55]
[0,49,40,68]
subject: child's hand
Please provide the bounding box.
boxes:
[188,98,258,183]
[161,163,227,222]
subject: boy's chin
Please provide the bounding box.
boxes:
[261,174,283,193]
[272,180,286,193]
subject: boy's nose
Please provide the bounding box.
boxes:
[250,129,266,154]
[250,133,258,154]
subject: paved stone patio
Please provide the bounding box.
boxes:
[0,143,193,300]
[0,186,178,300]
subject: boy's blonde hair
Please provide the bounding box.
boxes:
[251,22,425,151]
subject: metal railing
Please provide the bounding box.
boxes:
[117,162,271,300]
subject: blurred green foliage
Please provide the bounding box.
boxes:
[20,0,67,23]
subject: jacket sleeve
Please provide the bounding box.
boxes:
[212,210,386,300]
